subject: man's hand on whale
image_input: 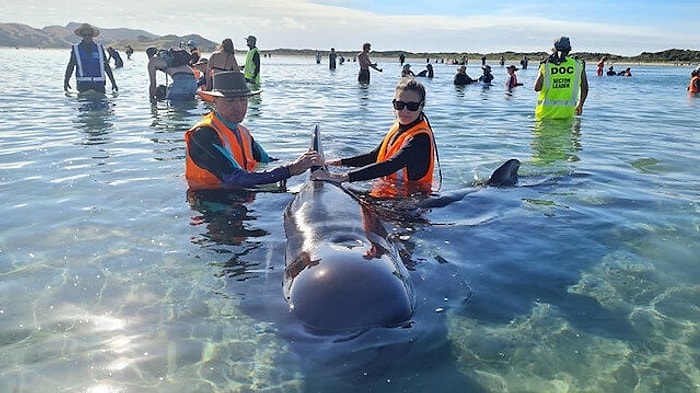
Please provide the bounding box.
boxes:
[287,150,323,176]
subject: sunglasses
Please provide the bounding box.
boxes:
[392,99,423,111]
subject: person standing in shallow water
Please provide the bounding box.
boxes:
[329,48,337,70]
[357,42,383,84]
[242,35,261,84]
[205,38,239,91]
[64,23,118,94]
[534,36,588,119]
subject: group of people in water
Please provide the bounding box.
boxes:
[62,26,697,198]
[63,23,261,103]
[184,36,590,196]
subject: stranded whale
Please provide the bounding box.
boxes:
[283,126,414,332]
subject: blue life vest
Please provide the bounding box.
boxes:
[72,43,106,85]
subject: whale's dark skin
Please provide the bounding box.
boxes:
[283,126,414,332]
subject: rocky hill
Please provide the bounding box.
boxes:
[0,22,217,52]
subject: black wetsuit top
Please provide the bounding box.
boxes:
[454,73,476,86]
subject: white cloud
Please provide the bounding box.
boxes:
[1,0,696,56]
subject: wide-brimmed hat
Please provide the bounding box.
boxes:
[74,23,100,37]
[553,36,571,51]
[199,72,261,98]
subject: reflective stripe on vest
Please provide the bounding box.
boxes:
[184,112,259,186]
[73,43,106,83]
[244,47,260,83]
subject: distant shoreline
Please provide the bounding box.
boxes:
[4,46,696,67]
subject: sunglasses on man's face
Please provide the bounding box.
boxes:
[392,99,423,111]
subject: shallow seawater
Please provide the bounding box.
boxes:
[1,48,698,393]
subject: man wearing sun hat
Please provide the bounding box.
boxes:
[64,23,118,94]
[185,72,321,189]
[534,36,588,119]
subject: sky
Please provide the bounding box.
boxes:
[1,0,697,56]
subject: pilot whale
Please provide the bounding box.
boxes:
[417,158,521,208]
[283,126,414,332]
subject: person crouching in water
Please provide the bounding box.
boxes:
[185,72,321,190]
[146,47,198,103]
[312,77,437,199]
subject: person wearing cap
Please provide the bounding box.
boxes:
[185,72,321,189]
[64,23,118,94]
[242,35,261,84]
[357,42,383,84]
[205,38,239,91]
[505,65,523,90]
[453,65,477,86]
[479,64,494,84]
[534,36,588,119]
[146,46,199,103]
[186,40,201,66]
[401,63,415,77]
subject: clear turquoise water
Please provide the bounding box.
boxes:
[1,48,698,393]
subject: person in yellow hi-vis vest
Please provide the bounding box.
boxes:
[534,36,588,120]
[242,35,261,84]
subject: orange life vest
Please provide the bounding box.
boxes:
[184,112,259,188]
[689,76,700,94]
[370,118,436,198]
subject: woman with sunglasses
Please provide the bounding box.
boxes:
[313,77,437,198]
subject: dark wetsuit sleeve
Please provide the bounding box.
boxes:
[188,126,291,187]
[345,133,431,182]
[339,145,381,168]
